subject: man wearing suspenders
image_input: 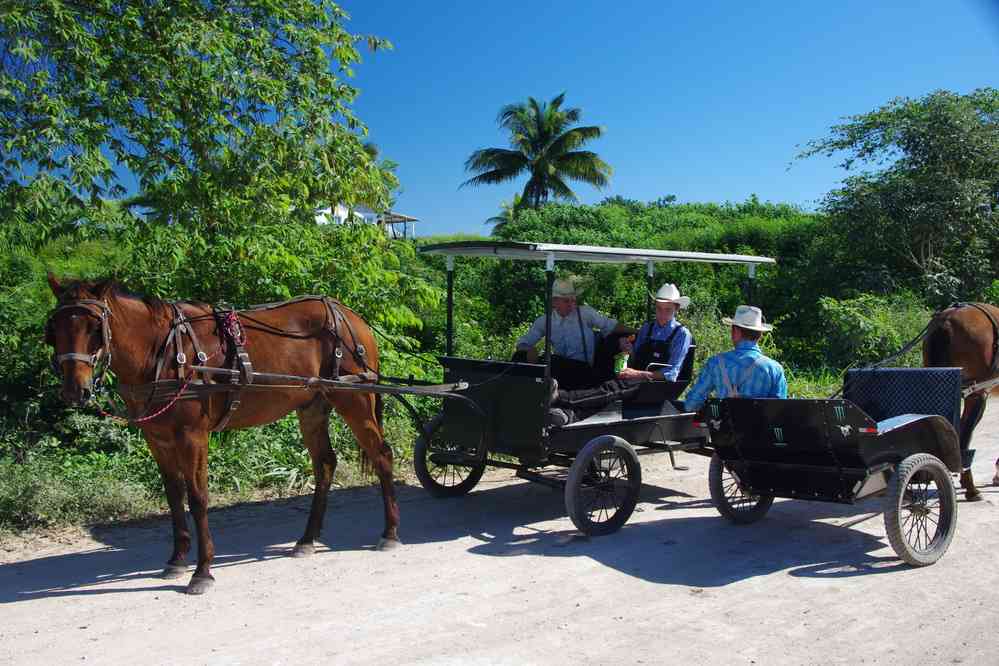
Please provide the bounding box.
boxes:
[619,283,693,381]
[683,305,787,413]
[546,283,695,425]
[515,278,635,389]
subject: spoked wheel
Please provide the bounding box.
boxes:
[565,435,642,536]
[709,453,774,524]
[884,453,957,566]
[413,414,485,498]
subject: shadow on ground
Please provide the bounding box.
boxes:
[4,469,973,603]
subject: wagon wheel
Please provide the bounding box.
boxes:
[565,435,642,536]
[709,453,774,524]
[884,453,957,566]
[413,413,485,498]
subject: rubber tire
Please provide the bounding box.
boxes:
[565,435,642,536]
[884,453,957,567]
[413,414,485,498]
[709,453,774,524]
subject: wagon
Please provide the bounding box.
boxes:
[702,366,964,566]
[411,241,775,535]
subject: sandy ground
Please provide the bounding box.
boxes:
[2,402,999,665]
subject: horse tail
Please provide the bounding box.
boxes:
[924,314,953,368]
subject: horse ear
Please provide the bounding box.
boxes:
[47,272,63,296]
[96,278,114,300]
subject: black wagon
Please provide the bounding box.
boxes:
[411,241,776,536]
[702,367,964,566]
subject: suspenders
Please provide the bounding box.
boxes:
[717,354,765,398]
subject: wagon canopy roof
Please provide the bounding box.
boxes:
[418,240,776,266]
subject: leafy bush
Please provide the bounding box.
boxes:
[817,292,931,369]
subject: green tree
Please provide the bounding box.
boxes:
[799,88,999,303]
[1,0,394,229]
[485,193,523,234]
[462,93,611,209]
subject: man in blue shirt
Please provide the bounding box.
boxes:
[548,283,695,425]
[683,305,787,413]
[618,283,693,382]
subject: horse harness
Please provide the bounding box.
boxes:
[46,298,114,388]
[49,295,372,431]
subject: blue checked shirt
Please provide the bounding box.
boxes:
[683,341,787,412]
[633,318,692,381]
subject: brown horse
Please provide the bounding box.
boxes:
[923,302,999,501]
[44,276,399,594]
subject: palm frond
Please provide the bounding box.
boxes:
[461,167,524,188]
[463,147,529,174]
[546,174,579,201]
[553,150,613,188]
[546,125,604,156]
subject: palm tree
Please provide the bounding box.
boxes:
[485,193,523,234]
[462,93,612,208]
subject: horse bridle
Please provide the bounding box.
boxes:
[45,298,113,384]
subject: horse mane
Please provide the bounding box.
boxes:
[56,277,197,315]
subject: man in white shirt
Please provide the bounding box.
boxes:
[515,278,634,389]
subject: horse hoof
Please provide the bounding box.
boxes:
[377,537,402,551]
[966,490,984,502]
[291,542,315,558]
[161,563,188,579]
[993,474,999,487]
[186,576,215,595]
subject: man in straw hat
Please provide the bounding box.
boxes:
[683,305,787,413]
[545,282,695,426]
[515,278,634,389]
[618,283,694,382]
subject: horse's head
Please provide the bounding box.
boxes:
[45,274,115,406]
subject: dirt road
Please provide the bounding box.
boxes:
[3,405,999,665]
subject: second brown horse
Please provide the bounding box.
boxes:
[45,276,399,594]
[924,301,999,501]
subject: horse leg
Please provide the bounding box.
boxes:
[328,392,400,550]
[959,392,988,501]
[145,440,191,578]
[292,398,337,557]
[179,430,216,594]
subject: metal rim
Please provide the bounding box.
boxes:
[576,448,633,527]
[426,441,476,488]
[721,464,762,513]
[899,471,946,555]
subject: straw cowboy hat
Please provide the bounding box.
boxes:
[551,278,577,298]
[652,283,690,309]
[722,305,773,332]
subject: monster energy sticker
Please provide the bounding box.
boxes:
[773,427,786,446]
[834,405,846,422]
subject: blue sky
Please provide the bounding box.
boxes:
[340,1,999,237]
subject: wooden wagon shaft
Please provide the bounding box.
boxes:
[963,376,999,397]
[119,365,476,411]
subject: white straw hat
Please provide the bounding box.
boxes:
[551,279,577,298]
[722,305,773,332]
[652,283,690,309]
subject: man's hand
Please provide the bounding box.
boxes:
[617,367,650,380]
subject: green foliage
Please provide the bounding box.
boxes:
[799,88,999,305]
[1,0,395,227]
[463,93,611,209]
[817,292,931,369]
[0,458,158,530]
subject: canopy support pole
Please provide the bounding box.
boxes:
[446,256,454,356]
[646,260,655,322]
[544,252,555,410]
